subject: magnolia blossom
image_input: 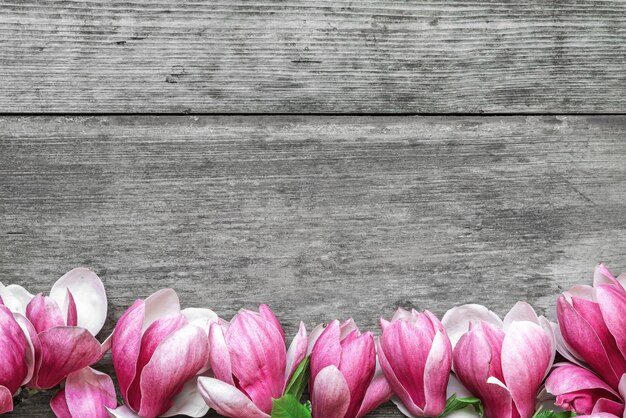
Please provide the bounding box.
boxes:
[108,288,216,418]
[442,302,555,418]
[197,305,308,418]
[0,268,108,390]
[308,318,393,418]
[545,264,626,417]
[50,367,116,418]
[377,308,452,417]
[0,304,35,413]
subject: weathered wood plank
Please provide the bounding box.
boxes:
[2,115,626,416]
[1,1,625,113]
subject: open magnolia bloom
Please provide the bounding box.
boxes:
[377,308,452,417]
[308,318,393,418]
[545,264,626,417]
[0,268,108,390]
[197,305,308,418]
[442,302,556,418]
[50,367,116,418]
[108,288,217,418]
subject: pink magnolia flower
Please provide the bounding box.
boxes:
[442,302,555,418]
[0,304,35,413]
[50,367,116,417]
[0,268,108,390]
[545,264,626,417]
[108,288,217,418]
[197,305,308,418]
[377,308,452,417]
[308,318,393,418]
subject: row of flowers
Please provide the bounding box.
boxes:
[0,264,624,418]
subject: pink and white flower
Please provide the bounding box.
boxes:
[108,288,217,418]
[197,305,308,418]
[442,302,555,418]
[545,264,626,417]
[0,268,108,390]
[377,308,452,417]
[308,318,393,418]
[50,367,117,418]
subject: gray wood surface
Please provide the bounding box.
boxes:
[1,115,625,416]
[1,0,626,113]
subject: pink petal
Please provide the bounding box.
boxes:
[259,304,285,341]
[26,294,64,333]
[558,296,622,387]
[0,305,29,394]
[197,377,270,418]
[162,376,210,418]
[138,324,209,417]
[356,356,393,418]
[501,321,553,418]
[66,290,78,327]
[339,330,376,418]
[142,289,181,333]
[284,321,308,387]
[311,366,351,418]
[596,284,626,360]
[307,324,325,355]
[594,264,619,288]
[49,268,108,336]
[340,318,358,339]
[310,320,342,384]
[209,321,233,385]
[422,330,453,416]
[0,283,34,316]
[0,386,14,414]
[225,310,286,414]
[453,322,512,418]
[112,299,144,404]
[106,405,141,418]
[442,304,503,349]
[502,302,541,331]
[51,388,72,418]
[13,312,38,386]
[32,326,102,389]
[181,308,219,335]
[61,367,117,418]
[127,314,187,411]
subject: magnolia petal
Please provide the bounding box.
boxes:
[340,318,359,339]
[33,326,102,389]
[0,386,13,414]
[442,304,502,349]
[596,284,626,360]
[259,304,285,341]
[197,377,270,418]
[142,288,181,333]
[501,321,553,418]
[51,388,72,418]
[0,283,34,315]
[594,264,619,287]
[307,323,325,354]
[62,367,117,418]
[138,324,209,417]
[162,376,210,418]
[310,320,342,384]
[422,330,452,416]
[551,321,584,366]
[181,308,219,335]
[284,321,308,386]
[49,268,108,336]
[356,357,393,418]
[0,305,30,394]
[502,302,540,331]
[311,366,351,418]
[339,331,377,418]
[106,405,141,418]
[13,312,38,386]
[26,295,65,333]
[377,334,421,416]
[208,321,234,385]
[112,299,145,404]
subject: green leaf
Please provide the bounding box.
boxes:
[439,394,484,417]
[532,407,577,418]
[284,356,311,400]
[271,394,312,418]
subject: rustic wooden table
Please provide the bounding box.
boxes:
[1,1,625,416]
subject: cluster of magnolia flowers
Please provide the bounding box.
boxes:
[0,265,624,418]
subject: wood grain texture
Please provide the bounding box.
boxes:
[1,1,626,113]
[1,115,626,416]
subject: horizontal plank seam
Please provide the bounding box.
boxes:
[0,112,626,117]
